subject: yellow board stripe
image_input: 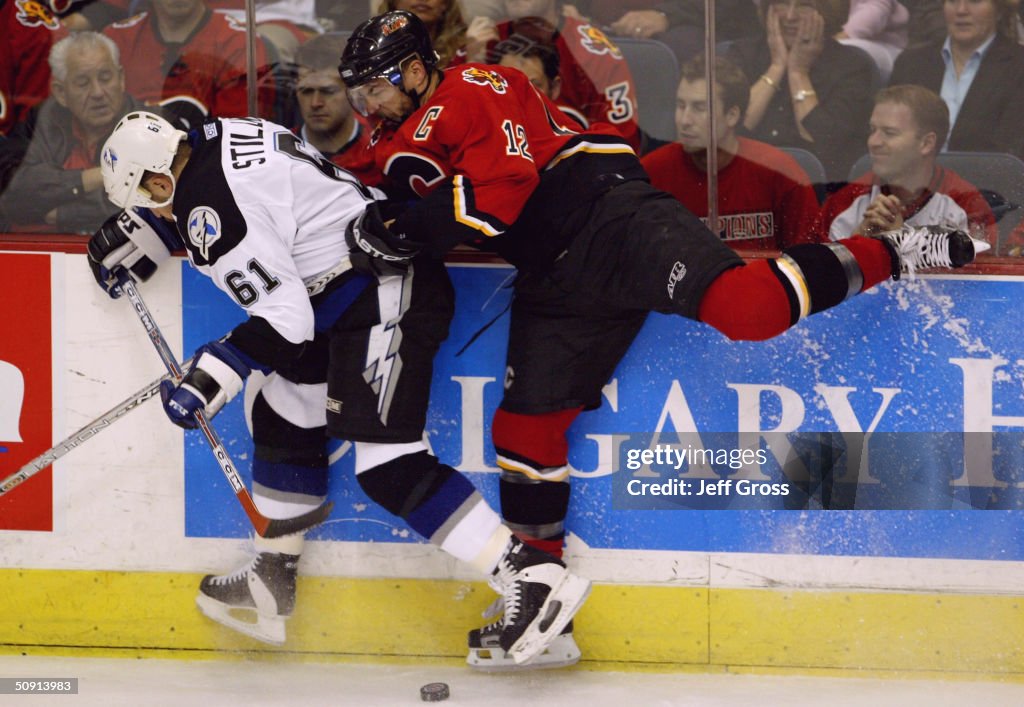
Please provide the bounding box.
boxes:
[1,569,1021,678]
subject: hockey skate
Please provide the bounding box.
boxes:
[880,225,989,278]
[467,592,581,671]
[195,551,298,645]
[479,537,591,666]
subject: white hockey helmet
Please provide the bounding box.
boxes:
[101,111,187,209]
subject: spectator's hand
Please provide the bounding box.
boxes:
[766,5,789,73]
[788,10,824,74]
[859,194,903,235]
[610,10,669,39]
[465,16,498,63]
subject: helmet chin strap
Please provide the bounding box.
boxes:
[398,66,440,117]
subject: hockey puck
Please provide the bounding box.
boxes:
[420,682,450,702]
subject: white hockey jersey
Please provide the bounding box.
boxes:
[171,117,378,366]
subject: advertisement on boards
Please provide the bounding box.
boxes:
[0,253,53,531]
[180,263,1024,561]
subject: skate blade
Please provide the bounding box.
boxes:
[507,573,591,665]
[195,593,287,645]
[468,634,581,672]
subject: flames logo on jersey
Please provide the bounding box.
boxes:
[461,67,508,94]
[381,13,409,36]
[577,24,622,59]
[15,0,60,29]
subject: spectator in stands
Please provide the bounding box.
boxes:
[585,0,762,63]
[888,0,1024,158]
[835,0,909,82]
[463,1,642,150]
[0,32,146,232]
[1,0,63,136]
[102,0,276,128]
[0,0,65,197]
[377,0,469,68]
[491,27,589,127]
[641,55,821,250]
[727,0,875,183]
[814,84,996,246]
[292,33,378,185]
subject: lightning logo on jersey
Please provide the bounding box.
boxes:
[363,270,413,424]
[187,206,222,261]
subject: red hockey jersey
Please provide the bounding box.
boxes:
[814,167,997,245]
[103,8,274,123]
[0,0,63,135]
[453,16,640,150]
[641,139,821,250]
[372,63,636,257]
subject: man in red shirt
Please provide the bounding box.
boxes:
[463,1,641,150]
[642,55,821,250]
[103,0,275,127]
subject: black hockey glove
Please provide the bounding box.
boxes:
[88,209,181,298]
[345,202,421,278]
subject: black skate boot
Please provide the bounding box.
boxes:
[879,225,989,279]
[467,592,581,671]
[195,551,298,645]
[483,537,590,666]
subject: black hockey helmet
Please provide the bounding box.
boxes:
[339,11,439,89]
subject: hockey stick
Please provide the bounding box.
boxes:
[116,271,333,538]
[0,360,192,497]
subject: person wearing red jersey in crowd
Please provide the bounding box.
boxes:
[492,28,589,127]
[0,31,166,232]
[293,33,379,186]
[0,0,64,137]
[814,85,997,247]
[642,54,820,251]
[102,0,276,128]
[339,11,986,670]
[462,0,641,151]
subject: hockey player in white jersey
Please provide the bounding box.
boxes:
[86,110,590,664]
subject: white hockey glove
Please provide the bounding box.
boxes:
[159,341,250,429]
[87,209,179,298]
[345,203,420,278]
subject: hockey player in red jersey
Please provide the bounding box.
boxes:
[339,10,989,670]
[102,0,275,127]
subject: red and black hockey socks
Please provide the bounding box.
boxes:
[698,236,894,341]
[492,407,582,559]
